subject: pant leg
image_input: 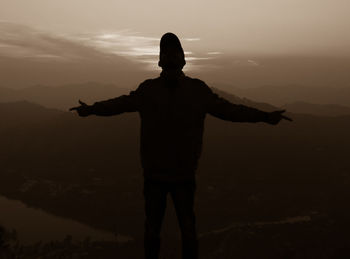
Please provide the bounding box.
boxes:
[143,179,168,259]
[170,181,198,259]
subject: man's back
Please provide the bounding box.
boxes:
[87,69,272,181]
[137,71,212,180]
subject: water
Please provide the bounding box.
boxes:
[0,195,133,245]
[199,215,312,237]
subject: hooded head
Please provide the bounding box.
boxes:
[158,33,186,70]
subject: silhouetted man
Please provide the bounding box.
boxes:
[70,32,291,259]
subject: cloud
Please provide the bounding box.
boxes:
[0,22,223,71]
[70,31,222,71]
[0,22,133,65]
[247,59,260,66]
[207,52,223,55]
[183,38,201,42]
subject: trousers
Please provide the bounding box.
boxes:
[143,178,198,259]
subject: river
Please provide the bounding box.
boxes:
[0,195,133,245]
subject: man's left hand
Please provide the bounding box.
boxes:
[267,110,292,125]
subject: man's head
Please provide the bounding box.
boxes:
[158,32,186,70]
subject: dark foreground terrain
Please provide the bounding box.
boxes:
[1,88,350,258]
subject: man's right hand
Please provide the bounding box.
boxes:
[69,100,93,117]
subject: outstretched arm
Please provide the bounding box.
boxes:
[69,83,144,117]
[206,88,292,124]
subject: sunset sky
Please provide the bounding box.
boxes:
[1,0,349,88]
[2,1,350,54]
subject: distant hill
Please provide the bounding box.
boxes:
[211,88,278,112]
[218,84,350,107]
[0,83,279,112]
[200,56,350,91]
[281,101,350,117]
[0,82,130,110]
[2,81,349,118]
[0,101,63,128]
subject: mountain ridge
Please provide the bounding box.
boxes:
[2,82,349,117]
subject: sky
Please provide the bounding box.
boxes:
[0,0,350,88]
[1,0,350,56]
